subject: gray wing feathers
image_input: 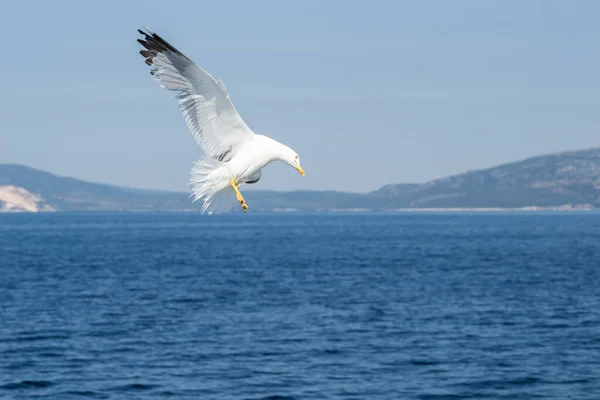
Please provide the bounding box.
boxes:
[137,27,252,160]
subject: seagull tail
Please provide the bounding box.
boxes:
[189,157,237,215]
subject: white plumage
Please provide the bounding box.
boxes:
[137,27,304,214]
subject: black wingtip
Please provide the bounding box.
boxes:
[137,38,150,50]
[138,26,154,36]
[136,26,187,67]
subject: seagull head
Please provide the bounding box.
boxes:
[261,135,305,176]
[281,147,305,176]
[290,153,305,176]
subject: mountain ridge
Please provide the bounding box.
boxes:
[1,147,599,212]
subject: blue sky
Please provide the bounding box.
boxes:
[1,0,599,192]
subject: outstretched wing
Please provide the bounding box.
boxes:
[137,27,253,161]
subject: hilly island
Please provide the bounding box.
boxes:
[1,148,599,212]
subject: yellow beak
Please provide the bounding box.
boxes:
[297,165,305,176]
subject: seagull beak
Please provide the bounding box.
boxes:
[296,164,305,176]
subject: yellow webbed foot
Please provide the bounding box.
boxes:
[231,178,249,213]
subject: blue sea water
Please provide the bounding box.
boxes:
[1,212,599,399]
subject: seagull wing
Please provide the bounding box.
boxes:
[137,27,253,162]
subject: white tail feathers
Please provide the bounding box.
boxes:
[189,157,237,214]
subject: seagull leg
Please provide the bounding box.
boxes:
[230,179,248,212]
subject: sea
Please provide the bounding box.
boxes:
[1,212,599,399]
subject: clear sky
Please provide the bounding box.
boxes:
[1,0,599,192]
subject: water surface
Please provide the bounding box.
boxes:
[1,212,599,399]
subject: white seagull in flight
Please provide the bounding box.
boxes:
[137,27,305,214]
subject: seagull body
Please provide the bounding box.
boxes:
[137,28,304,214]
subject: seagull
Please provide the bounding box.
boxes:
[136,27,305,214]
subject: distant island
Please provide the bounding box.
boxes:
[1,148,599,212]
